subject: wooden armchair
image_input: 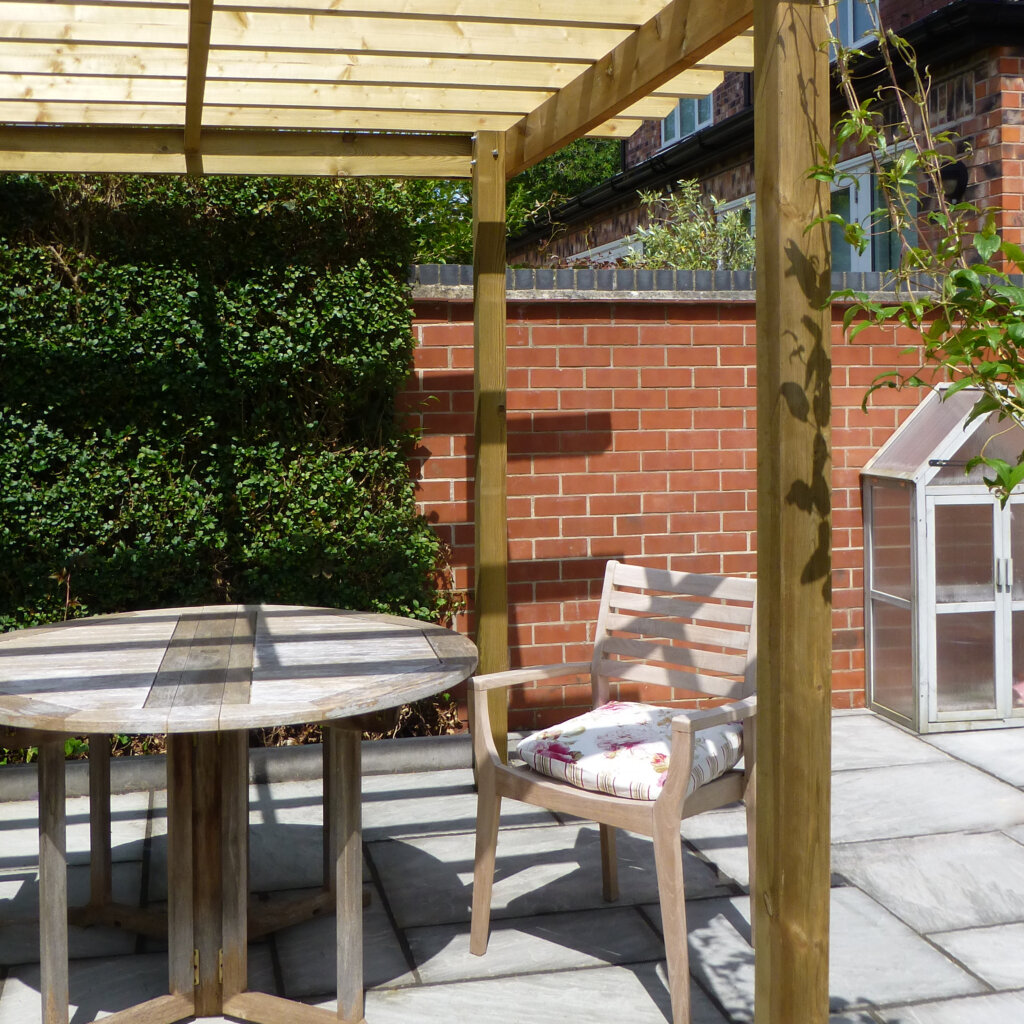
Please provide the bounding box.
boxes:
[469,560,757,1024]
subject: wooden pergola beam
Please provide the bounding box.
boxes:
[0,126,475,177]
[753,0,833,1022]
[184,0,213,173]
[503,0,753,177]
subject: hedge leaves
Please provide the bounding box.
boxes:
[0,174,451,631]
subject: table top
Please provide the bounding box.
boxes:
[0,605,478,735]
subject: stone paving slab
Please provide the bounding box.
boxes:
[0,860,144,965]
[274,886,414,997]
[345,962,726,1023]
[361,768,558,840]
[923,728,1024,788]
[928,921,1024,990]
[831,761,1024,844]
[831,714,951,772]
[681,888,982,1021]
[368,821,730,930]
[0,947,276,1024]
[866,990,1024,1022]
[0,790,163,871]
[831,831,1024,933]
[404,905,664,984]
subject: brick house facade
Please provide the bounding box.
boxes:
[507,0,1024,266]
[402,269,921,732]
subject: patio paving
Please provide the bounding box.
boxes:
[1,708,1023,1023]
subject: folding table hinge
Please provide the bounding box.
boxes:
[218,949,224,984]
[192,949,200,986]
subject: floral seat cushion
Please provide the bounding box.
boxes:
[517,700,744,801]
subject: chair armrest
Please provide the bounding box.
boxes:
[670,694,757,734]
[470,662,592,692]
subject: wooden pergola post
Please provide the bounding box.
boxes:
[753,0,833,1021]
[472,130,510,751]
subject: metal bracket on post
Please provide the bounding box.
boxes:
[192,949,200,987]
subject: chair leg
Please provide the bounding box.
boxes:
[599,823,618,902]
[469,784,501,956]
[653,826,691,1024]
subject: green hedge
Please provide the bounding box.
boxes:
[0,174,452,631]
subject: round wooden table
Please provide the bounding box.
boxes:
[0,605,478,1024]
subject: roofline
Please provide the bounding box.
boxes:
[509,0,1024,251]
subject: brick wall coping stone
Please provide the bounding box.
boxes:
[408,264,989,303]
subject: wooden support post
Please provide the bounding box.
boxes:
[38,739,69,1024]
[472,130,510,756]
[753,1,833,1023]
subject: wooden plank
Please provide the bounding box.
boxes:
[69,901,167,938]
[165,734,194,998]
[184,0,214,169]
[472,130,510,758]
[504,0,753,176]
[752,1,832,1022]
[9,0,669,25]
[145,613,199,708]
[653,68,724,96]
[222,991,341,1023]
[93,993,195,1024]
[694,31,754,70]
[328,724,364,1024]
[3,9,629,59]
[0,44,587,90]
[0,125,474,177]
[221,611,256,707]
[38,739,69,1024]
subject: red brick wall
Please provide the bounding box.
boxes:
[402,292,921,732]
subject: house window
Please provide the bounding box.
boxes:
[661,95,713,148]
[833,0,876,48]
[830,154,913,273]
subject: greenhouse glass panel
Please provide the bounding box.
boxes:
[936,611,996,712]
[870,600,914,721]
[934,503,993,604]
[864,387,979,481]
[869,481,912,600]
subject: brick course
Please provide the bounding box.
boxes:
[405,293,921,731]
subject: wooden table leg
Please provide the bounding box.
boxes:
[165,735,195,1003]
[327,723,364,1024]
[38,739,69,1024]
[87,734,112,909]
[221,730,249,1001]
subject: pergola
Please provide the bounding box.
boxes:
[0,0,834,1021]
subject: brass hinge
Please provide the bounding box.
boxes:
[192,948,200,987]
[218,949,224,984]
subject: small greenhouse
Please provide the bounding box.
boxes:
[863,386,1024,733]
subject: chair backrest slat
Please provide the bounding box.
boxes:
[601,635,748,678]
[596,658,748,699]
[607,587,753,628]
[603,612,751,657]
[591,560,757,702]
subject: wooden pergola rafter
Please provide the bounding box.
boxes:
[0,1,834,1022]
